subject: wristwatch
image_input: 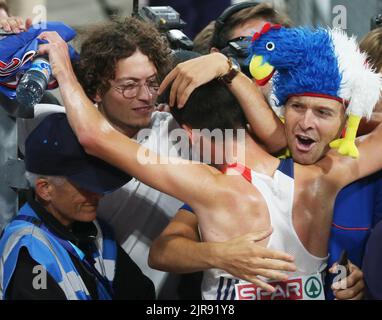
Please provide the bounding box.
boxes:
[219,57,241,85]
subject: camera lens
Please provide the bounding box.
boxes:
[371,13,382,30]
[377,14,382,26]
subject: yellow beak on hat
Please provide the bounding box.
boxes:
[249,55,275,86]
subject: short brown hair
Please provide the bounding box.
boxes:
[74,17,172,100]
[171,79,247,131]
[360,28,382,73]
[212,3,292,50]
[193,21,216,55]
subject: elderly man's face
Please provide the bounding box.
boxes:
[284,96,346,165]
[41,178,102,226]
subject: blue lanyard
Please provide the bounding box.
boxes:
[15,215,114,299]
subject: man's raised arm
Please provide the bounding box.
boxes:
[159,52,287,153]
[328,120,382,189]
[37,31,220,211]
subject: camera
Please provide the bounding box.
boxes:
[371,13,382,30]
[135,6,194,51]
[220,36,252,78]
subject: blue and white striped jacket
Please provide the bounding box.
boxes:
[0,203,117,300]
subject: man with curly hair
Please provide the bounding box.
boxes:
[69,18,185,299]
[75,19,172,135]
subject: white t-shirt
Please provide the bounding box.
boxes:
[97,111,187,298]
[201,159,327,300]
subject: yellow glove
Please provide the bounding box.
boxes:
[329,114,361,158]
[277,148,291,159]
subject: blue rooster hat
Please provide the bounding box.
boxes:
[248,23,381,116]
[248,23,382,158]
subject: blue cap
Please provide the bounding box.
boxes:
[25,113,131,194]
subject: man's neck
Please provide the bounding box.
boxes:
[42,201,73,227]
[29,195,75,231]
[29,196,98,247]
[112,123,140,138]
[217,133,279,176]
[97,103,141,138]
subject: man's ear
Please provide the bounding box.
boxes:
[93,93,102,103]
[93,87,104,103]
[210,47,220,53]
[35,178,53,202]
[181,124,201,146]
[181,124,193,141]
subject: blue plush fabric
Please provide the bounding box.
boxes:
[0,22,79,99]
[248,26,342,106]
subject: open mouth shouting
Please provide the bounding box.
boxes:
[295,134,317,152]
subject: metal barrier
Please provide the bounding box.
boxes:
[0,94,29,231]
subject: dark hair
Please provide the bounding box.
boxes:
[213,3,292,50]
[170,49,202,68]
[157,49,202,105]
[74,17,172,100]
[170,79,247,131]
[193,21,217,54]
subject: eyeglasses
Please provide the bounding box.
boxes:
[113,79,160,99]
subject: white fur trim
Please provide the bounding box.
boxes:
[331,28,382,119]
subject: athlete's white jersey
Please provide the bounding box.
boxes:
[201,158,328,300]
